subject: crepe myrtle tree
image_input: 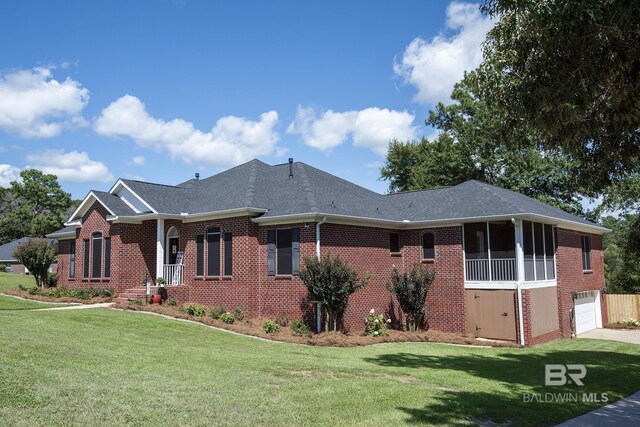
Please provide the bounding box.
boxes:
[300,254,370,332]
[388,264,435,331]
[13,238,56,288]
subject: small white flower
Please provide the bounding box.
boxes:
[373,331,379,336]
[386,318,392,323]
[370,308,375,315]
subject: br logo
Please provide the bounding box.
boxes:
[545,364,586,386]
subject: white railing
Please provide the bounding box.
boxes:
[465,258,516,282]
[163,264,183,286]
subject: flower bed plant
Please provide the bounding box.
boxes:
[113,302,516,348]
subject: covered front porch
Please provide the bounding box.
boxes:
[155,219,184,286]
[463,220,556,286]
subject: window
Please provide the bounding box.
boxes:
[92,232,102,278]
[224,232,232,276]
[582,235,592,271]
[390,233,400,253]
[195,234,204,276]
[207,227,220,277]
[267,228,300,276]
[83,239,90,278]
[422,232,435,260]
[69,241,76,278]
[104,237,111,278]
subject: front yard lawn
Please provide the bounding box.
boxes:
[0,271,38,292]
[1,308,638,426]
[0,295,60,310]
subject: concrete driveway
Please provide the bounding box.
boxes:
[579,328,640,344]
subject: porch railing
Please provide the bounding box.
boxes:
[163,264,184,286]
[465,258,516,282]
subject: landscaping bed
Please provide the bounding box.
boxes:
[606,322,640,330]
[114,302,516,347]
[3,286,113,304]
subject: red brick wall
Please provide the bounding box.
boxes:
[555,228,606,339]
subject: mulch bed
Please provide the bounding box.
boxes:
[114,302,517,348]
[605,322,640,330]
[3,289,112,305]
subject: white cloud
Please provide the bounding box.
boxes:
[95,95,281,168]
[26,150,113,183]
[0,164,21,187]
[0,67,89,137]
[287,106,417,156]
[130,155,146,166]
[394,2,495,104]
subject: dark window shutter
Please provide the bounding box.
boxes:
[207,228,220,276]
[224,232,232,276]
[104,237,111,278]
[292,227,300,275]
[267,230,276,276]
[390,232,400,253]
[92,233,102,278]
[69,241,76,278]
[196,234,204,276]
[83,240,90,278]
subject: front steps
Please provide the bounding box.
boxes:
[114,287,148,304]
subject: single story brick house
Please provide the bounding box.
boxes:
[48,159,607,346]
[0,237,57,274]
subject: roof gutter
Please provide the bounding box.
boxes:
[107,207,268,224]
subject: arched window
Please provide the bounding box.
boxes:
[92,232,102,278]
[422,232,435,260]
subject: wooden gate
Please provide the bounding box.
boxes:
[466,290,517,341]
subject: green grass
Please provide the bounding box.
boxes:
[0,271,37,292]
[0,295,58,310]
[1,308,638,426]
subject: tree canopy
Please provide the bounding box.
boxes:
[478,0,640,192]
[0,170,72,244]
[380,72,587,215]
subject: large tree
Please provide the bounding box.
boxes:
[0,169,72,244]
[602,215,640,294]
[478,0,640,193]
[380,72,587,215]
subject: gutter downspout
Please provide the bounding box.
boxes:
[315,217,327,332]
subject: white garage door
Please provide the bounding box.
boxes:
[575,292,597,335]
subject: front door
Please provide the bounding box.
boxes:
[168,237,179,264]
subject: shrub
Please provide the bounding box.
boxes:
[210,305,226,320]
[275,314,289,327]
[220,313,235,324]
[263,320,280,333]
[166,297,177,306]
[291,319,312,337]
[233,307,246,320]
[132,299,143,306]
[12,239,56,288]
[0,263,5,271]
[45,272,58,288]
[364,308,391,337]
[157,287,168,301]
[28,287,38,295]
[186,304,206,317]
[156,277,165,285]
[619,318,640,327]
[299,254,369,332]
[388,264,435,331]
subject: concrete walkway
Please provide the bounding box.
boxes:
[579,328,640,344]
[556,390,640,426]
[35,302,113,311]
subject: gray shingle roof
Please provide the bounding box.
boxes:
[92,191,138,216]
[46,225,77,239]
[0,237,54,262]
[81,159,601,230]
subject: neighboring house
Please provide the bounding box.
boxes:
[0,237,58,274]
[48,159,607,346]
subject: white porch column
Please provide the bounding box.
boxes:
[514,220,525,282]
[156,218,164,280]
[514,219,526,347]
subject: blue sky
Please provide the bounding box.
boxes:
[0,0,494,199]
